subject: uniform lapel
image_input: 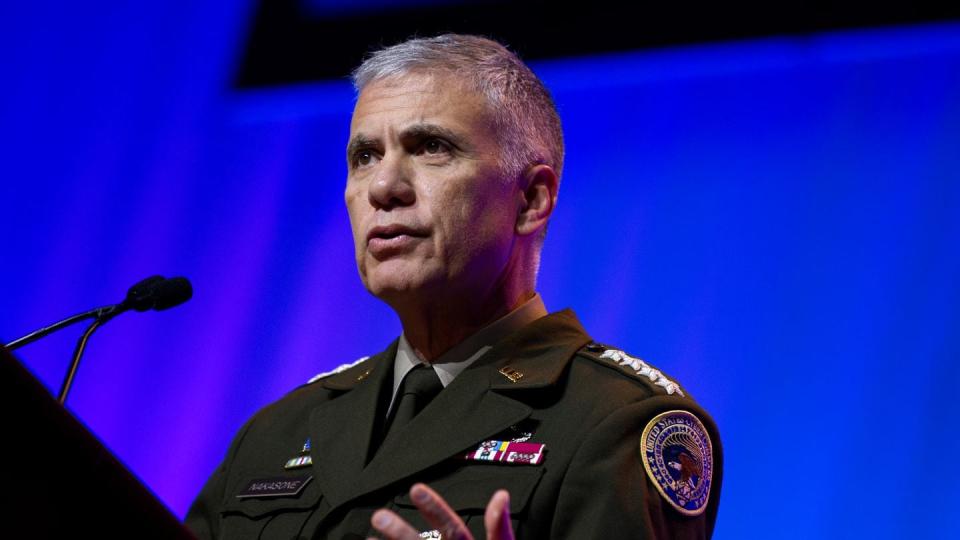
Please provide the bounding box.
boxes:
[348,310,593,505]
[357,364,532,497]
[307,341,396,509]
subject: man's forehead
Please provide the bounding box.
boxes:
[357,71,466,101]
[349,73,488,133]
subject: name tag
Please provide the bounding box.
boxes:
[236,475,312,499]
[462,440,545,465]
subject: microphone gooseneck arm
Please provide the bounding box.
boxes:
[3,275,192,405]
[6,303,126,405]
[4,304,120,352]
[58,315,109,404]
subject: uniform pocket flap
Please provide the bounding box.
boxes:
[220,473,321,518]
[395,466,545,514]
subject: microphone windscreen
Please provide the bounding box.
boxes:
[125,275,167,312]
[153,277,193,311]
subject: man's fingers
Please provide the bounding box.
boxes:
[370,509,421,540]
[409,483,473,540]
[483,490,514,540]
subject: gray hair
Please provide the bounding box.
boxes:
[351,34,564,182]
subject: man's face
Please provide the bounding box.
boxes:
[345,73,519,306]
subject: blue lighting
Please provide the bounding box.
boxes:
[1,8,958,537]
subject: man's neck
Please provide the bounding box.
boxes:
[395,289,537,362]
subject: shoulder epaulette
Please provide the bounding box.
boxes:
[306,356,370,384]
[578,342,685,396]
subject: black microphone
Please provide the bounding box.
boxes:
[3,275,193,404]
[122,275,168,312]
[150,277,193,311]
[120,275,192,312]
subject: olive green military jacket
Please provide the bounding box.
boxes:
[185,310,723,539]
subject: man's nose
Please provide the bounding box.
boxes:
[368,153,415,209]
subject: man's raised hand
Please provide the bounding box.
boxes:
[369,483,514,540]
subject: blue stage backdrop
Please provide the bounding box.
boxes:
[1,4,959,537]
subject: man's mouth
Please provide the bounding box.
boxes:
[366,225,427,256]
[367,224,427,241]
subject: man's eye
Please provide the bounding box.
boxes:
[422,139,450,155]
[355,150,377,167]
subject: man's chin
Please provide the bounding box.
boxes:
[363,270,435,302]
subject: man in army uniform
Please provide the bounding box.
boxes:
[185,34,722,539]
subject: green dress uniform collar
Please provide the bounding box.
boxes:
[388,293,549,415]
[309,308,592,513]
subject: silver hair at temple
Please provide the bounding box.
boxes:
[351,34,564,182]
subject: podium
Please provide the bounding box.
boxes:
[1,345,196,538]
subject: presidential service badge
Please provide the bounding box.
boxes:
[641,410,713,516]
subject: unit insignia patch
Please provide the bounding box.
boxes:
[640,410,713,516]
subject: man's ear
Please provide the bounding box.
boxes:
[516,164,559,237]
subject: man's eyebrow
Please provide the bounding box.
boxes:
[346,124,471,160]
[346,134,378,160]
[400,123,469,149]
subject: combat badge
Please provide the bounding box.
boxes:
[640,410,713,516]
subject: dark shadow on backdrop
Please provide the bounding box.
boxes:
[237,0,960,87]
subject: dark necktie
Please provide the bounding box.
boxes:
[381,364,444,445]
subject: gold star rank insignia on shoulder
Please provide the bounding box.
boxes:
[641,410,713,516]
